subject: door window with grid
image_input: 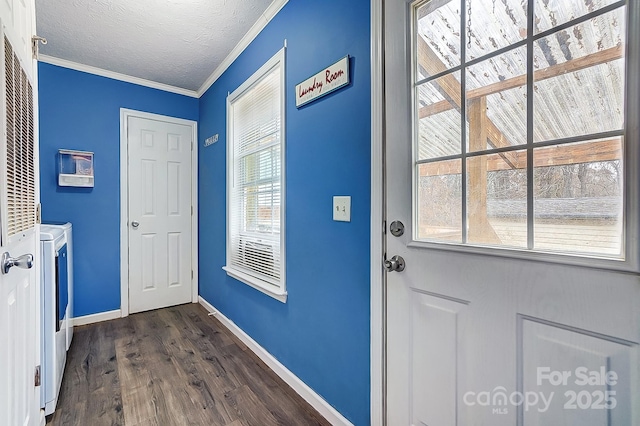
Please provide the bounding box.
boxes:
[225,48,286,300]
[414,0,628,258]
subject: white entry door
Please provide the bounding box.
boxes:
[126,113,194,314]
[385,0,640,425]
[0,0,40,425]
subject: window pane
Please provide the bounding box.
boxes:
[467,151,527,248]
[243,183,281,234]
[466,46,527,152]
[466,0,528,61]
[239,146,281,234]
[417,160,462,242]
[411,0,628,260]
[533,7,625,142]
[416,0,460,80]
[417,72,462,160]
[533,138,623,257]
[534,0,620,34]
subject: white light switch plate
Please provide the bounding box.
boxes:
[333,196,351,222]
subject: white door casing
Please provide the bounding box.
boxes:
[384,1,640,425]
[121,110,198,315]
[0,0,41,425]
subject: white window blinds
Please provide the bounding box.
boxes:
[226,49,285,297]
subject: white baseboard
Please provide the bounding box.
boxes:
[198,296,353,426]
[72,309,122,326]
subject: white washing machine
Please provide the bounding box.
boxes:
[48,222,73,349]
[40,222,73,415]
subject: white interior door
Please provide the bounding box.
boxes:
[385,1,640,425]
[0,0,40,425]
[127,114,194,314]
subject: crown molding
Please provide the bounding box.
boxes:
[39,0,288,99]
[38,55,199,98]
[196,0,289,97]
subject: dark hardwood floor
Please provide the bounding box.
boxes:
[47,303,331,426]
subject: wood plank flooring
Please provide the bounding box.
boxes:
[47,303,331,426]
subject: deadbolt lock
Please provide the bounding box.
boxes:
[390,221,405,237]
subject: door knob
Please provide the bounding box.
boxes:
[131,221,140,229]
[384,255,405,272]
[1,252,34,275]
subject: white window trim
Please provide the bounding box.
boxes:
[224,47,287,303]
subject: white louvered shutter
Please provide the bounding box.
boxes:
[3,36,35,241]
[228,63,283,289]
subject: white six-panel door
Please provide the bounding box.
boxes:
[0,0,40,425]
[126,115,194,314]
[384,1,640,425]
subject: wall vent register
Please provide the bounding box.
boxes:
[3,36,35,240]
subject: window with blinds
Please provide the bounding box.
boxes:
[3,36,35,242]
[224,48,286,300]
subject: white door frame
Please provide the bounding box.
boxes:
[370,0,384,425]
[119,108,199,317]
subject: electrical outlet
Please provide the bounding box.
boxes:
[333,196,351,222]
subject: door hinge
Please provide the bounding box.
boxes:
[31,35,47,59]
[383,220,387,234]
[191,141,194,151]
[34,365,41,387]
[36,203,42,224]
[191,206,194,216]
[191,270,194,280]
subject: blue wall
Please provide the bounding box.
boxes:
[38,63,199,317]
[198,1,371,424]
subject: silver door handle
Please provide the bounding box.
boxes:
[1,252,34,275]
[131,221,140,229]
[384,255,405,273]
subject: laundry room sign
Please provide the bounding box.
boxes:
[295,56,350,108]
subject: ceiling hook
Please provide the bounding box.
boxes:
[32,35,47,59]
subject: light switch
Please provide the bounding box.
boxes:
[333,196,351,222]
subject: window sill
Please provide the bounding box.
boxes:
[223,266,287,303]
[406,240,637,274]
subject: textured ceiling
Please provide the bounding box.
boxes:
[35,0,274,92]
